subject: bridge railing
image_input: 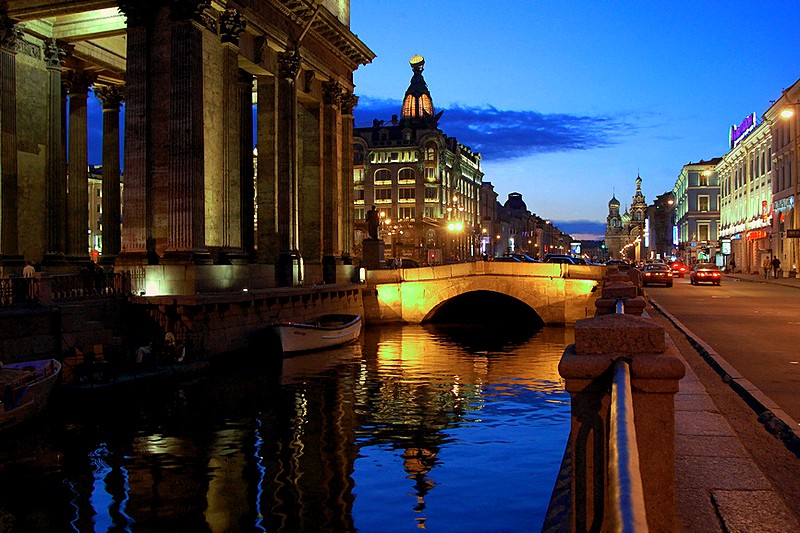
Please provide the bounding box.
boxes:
[557,279,684,531]
[366,260,607,284]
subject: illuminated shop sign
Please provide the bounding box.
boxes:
[745,229,768,240]
[773,196,795,213]
[729,112,757,149]
[721,238,731,255]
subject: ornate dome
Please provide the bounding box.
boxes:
[504,192,527,211]
[401,54,434,119]
[608,194,620,207]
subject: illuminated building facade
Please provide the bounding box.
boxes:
[605,175,647,262]
[718,115,772,273]
[673,159,722,264]
[353,55,483,264]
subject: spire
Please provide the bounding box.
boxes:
[401,54,434,119]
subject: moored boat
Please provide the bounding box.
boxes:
[1,359,61,431]
[275,314,362,354]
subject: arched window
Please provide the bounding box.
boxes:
[374,169,390,182]
[399,168,414,181]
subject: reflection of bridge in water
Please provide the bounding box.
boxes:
[363,262,605,325]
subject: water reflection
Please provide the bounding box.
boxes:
[0,324,571,532]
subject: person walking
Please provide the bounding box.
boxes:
[771,256,781,279]
[763,256,771,279]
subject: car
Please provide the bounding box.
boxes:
[512,253,539,263]
[669,260,688,278]
[544,254,577,264]
[690,262,722,285]
[641,263,673,287]
[493,255,523,262]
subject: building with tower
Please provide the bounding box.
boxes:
[605,175,649,262]
[353,55,483,265]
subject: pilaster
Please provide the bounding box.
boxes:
[64,69,96,262]
[256,73,278,263]
[239,70,255,260]
[276,49,302,286]
[321,79,343,283]
[43,39,67,265]
[94,84,124,265]
[340,91,358,260]
[0,18,22,265]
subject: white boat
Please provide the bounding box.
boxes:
[1,359,61,431]
[275,314,362,354]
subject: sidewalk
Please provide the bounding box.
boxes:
[648,304,800,532]
[726,271,800,289]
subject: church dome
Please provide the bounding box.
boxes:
[504,192,527,211]
[608,195,620,207]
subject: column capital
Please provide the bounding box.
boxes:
[220,8,246,45]
[117,0,159,26]
[323,80,343,107]
[64,69,97,95]
[278,49,300,82]
[0,18,23,54]
[170,0,211,23]
[44,39,65,71]
[94,84,125,110]
[341,91,358,116]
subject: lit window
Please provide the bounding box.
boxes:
[374,169,390,182]
[399,187,415,200]
[375,188,392,201]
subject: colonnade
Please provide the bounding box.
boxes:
[0,1,373,292]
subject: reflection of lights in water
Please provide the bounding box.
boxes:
[253,419,266,531]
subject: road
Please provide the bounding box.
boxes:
[645,274,800,423]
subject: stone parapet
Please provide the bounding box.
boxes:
[558,312,685,532]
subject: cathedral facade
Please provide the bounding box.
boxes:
[605,175,648,262]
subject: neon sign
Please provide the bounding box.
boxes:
[729,113,757,149]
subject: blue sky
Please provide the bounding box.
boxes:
[350,0,800,238]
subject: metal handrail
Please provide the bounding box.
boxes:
[608,358,648,532]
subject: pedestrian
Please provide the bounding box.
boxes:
[729,258,736,273]
[771,256,781,278]
[762,256,771,279]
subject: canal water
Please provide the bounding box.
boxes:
[0,323,572,532]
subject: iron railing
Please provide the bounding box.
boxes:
[0,272,131,306]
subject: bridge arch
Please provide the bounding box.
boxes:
[365,262,602,325]
[424,289,545,325]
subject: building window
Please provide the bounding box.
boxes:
[699,173,709,186]
[399,187,415,200]
[399,206,415,219]
[424,186,438,200]
[355,207,364,222]
[697,222,710,242]
[354,168,365,183]
[374,169,390,182]
[698,195,709,212]
[399,168,415,181]
[96,204,101,213]
[355,188,365,201]
[424,206,438,218]
[375,188,392,201]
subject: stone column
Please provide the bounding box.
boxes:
[340,91,358,262]
[239,70,255,260]
[256,73,278,264]
[43,40,67,264]
[558,313,685,532]
[0,19,22,265]
[218,8,246,261]
[64,69,96,262]
[94,85,124,266]
[321,80,343,283]
[276,49,302,285]
[116,2,151,262]
[163,1,209,264]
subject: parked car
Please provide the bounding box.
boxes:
[606,259,632,271]
[512,253,539,263]
[544,254,576,264]
[642,263,673,287]
[669,260,688,278]
[690,262,722,285]
[493,255,522,262]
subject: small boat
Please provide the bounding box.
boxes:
[275,314,362,354]
[1,359,61,431]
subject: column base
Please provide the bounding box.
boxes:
[277,250,303,287]
[322,254,343,284]
[160,250,213,265]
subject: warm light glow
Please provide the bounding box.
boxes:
[781,107,795,119]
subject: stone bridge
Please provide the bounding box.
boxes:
[362,261,606,325]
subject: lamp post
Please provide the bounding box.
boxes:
[780,98,800,272]
[445,195,465,261]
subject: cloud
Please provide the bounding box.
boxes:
[354,96,633,161]
[550,219,607,240]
